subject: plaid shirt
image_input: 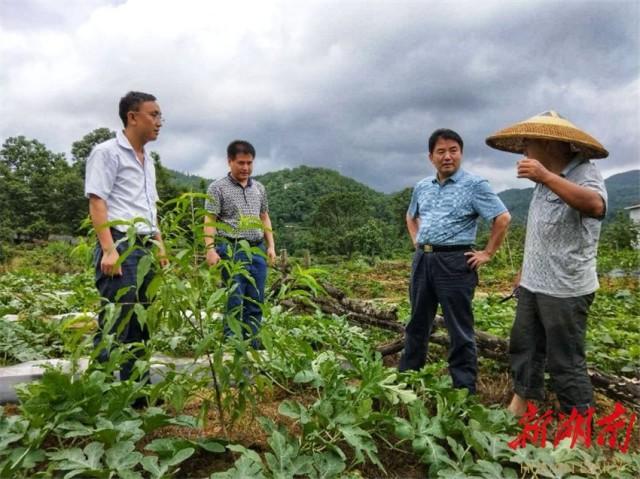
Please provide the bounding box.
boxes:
[205,173,269,242]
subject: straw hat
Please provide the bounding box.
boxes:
[485,110,608,159]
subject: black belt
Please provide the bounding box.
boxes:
[419,244,472,253]
[110,228,155,246]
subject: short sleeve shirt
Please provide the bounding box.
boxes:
[408,168,507,245]
[520,157,607,297]
[205,174,269,242]
[84,130,159,234]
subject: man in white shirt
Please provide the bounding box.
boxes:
[85,91,167,384]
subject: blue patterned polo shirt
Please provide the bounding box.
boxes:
[408,168,507,245]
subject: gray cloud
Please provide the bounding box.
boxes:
[0,0,638,194]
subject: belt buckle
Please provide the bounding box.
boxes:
[422,244,433,253]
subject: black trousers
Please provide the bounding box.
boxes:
[93,230,154,382]
[399,250,478,393]
[509,287,594,413]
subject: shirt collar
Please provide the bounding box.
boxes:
[116,130,147,158]
[227,172,253,187]
[116,130,134,151]
[431,168,464,184]
[560,154,585,177]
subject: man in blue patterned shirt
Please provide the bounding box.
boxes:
[399,129,511,394]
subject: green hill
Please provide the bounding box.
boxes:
[254,166,387,225]
[497,169,639,223]
[605,170,640,214]
[497,188,533,224]
[168,167,639,224]
[168,170,211,192]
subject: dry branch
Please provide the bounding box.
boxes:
[276,280,640,410]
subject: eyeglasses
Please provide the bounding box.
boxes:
[134,110,165,124]
[148,112,165,124]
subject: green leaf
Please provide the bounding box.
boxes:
[136,253,153,291]
[293,369,319,384]
[145,438,188,457]
[379,375,418,404]
[462,428,490,458]
[413,434,451,467]
[446,436,468,463]
[116,419,146,442]
[170,415,199,428]
[278,400,310,424]
[47,441,104,475]
[212,446,265,479]
[0,415,29,450]
[139,409,173,433]
[332,411,356,426]
[56,420,94,439]
[105,441,143,475]
[141,456,168,479]
[435,470,471,479]
[166,447,195,467]
[356,397,372,418]
[312,451,346,479]
[394,418,414,440]
[196,439,226,454]
[1,446,46,475]
[226,444,263,465]
[263,428,315,478]
[339,425,381,468]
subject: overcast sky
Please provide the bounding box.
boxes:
[1,0,638,193]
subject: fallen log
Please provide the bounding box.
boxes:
[278,283,640,411]
[376,337,404,356]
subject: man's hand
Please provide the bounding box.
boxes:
[266,246,276,266]
[157,241,169,268]
[465,249,492,270]
[206,248,221,266]
[517,158,552,184]
[101,248,122,276]
[512,270,521,290]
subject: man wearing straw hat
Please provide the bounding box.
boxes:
[486,111,608,416]
[399,128,511,394]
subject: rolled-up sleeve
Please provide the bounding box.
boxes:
[472,179,508,221]
[84,147,117,200]
[579,164,608,220]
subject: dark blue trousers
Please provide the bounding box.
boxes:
[399,250,478,393]
[217,241,267,349]
[93,231,154,382]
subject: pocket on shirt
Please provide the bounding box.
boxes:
[541,192,566,224]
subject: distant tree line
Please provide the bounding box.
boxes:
[256,166,414,257]
[0,129,179,241]
[0,131,637,259]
